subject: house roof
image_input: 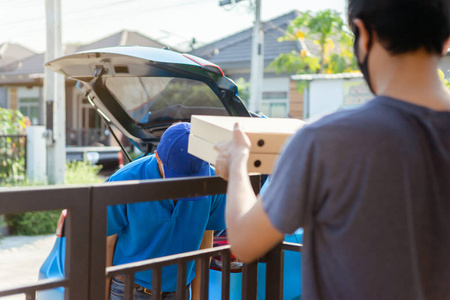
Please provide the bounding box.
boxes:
[76,30,167,52]
[0,43,36,71]
[0,30,168,80]
[0,53,45,77]
[189,10,312,71]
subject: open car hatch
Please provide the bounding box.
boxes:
[45,46,250,152]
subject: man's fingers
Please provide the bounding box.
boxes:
[233,123,241,139]
[214,123,249,151]
[214,142,224,151]
[212,122,249,182]
[233,122,251,148]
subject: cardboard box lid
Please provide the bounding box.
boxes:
[190,115,305,154]
[188,134,278,174]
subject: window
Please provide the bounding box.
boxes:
[105,77,224,124]
[260,102,287,118]
[259,91,289,118]
[262,91,288,100]
[18,97,39,124]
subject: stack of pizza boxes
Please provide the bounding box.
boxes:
[188,115,305,174]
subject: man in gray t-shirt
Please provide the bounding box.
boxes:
[263,97,450,299]
[214,0,450,299]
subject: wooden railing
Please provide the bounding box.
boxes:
[0,175,302,300]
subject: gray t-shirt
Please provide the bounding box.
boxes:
[262,96,450,300]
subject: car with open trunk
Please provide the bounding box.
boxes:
[38,45,301,300]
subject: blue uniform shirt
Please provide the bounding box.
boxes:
[106,154,226,292]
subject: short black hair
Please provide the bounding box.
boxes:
[348,0,450,55]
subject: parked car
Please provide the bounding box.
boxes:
[38,46,301,299]
[66,146,124,176]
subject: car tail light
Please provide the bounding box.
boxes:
[56,209,67,237]
[118,151,124,168]
[210,236,243,273]
[183,54,225,76]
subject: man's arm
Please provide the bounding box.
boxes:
[214,124,284,263]
[105,234,118,300]
[192,230,213,300]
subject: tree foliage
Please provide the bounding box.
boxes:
[235,77,250,106]
[0,108,26,135]
[438,69,450,89]
[270,10,358,75]
[0,108,27,184]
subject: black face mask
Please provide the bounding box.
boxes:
[353,28,375,94]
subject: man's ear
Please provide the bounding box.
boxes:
[353,19,371,62]
[442,37,450,56]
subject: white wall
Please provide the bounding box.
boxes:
[262,77,290,92]
[308,78,372,120]
[259,76,290,117]
[26,126,47,183]
[309,79,345,118]
[17,86,40,98]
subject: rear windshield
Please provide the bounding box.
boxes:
[104,77,225,124]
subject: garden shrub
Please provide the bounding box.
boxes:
[65,159,104,184]
[0,108,27,185]
[5,210,61,236]
[4,159,104,235]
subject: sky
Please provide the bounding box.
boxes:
[0,0,347,53]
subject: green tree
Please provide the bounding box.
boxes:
[235,78,250,106]
[0,108,26,135]
[270,10,358,75]
[0,108,27,184]
[438,69,450,89]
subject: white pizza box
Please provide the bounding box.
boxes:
[190,115,304,154]
[188,134,278,174]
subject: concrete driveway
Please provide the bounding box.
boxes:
[0,234,56,299]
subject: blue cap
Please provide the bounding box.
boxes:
[156,122,210,179]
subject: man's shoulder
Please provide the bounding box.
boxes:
[313,99,378,124]
[286,97,411,160]
[107,154,158,182]
[305,97,402,139]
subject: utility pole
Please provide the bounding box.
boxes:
[218,0,263,113]
[44,0,65,184]
[249,0,264,114]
